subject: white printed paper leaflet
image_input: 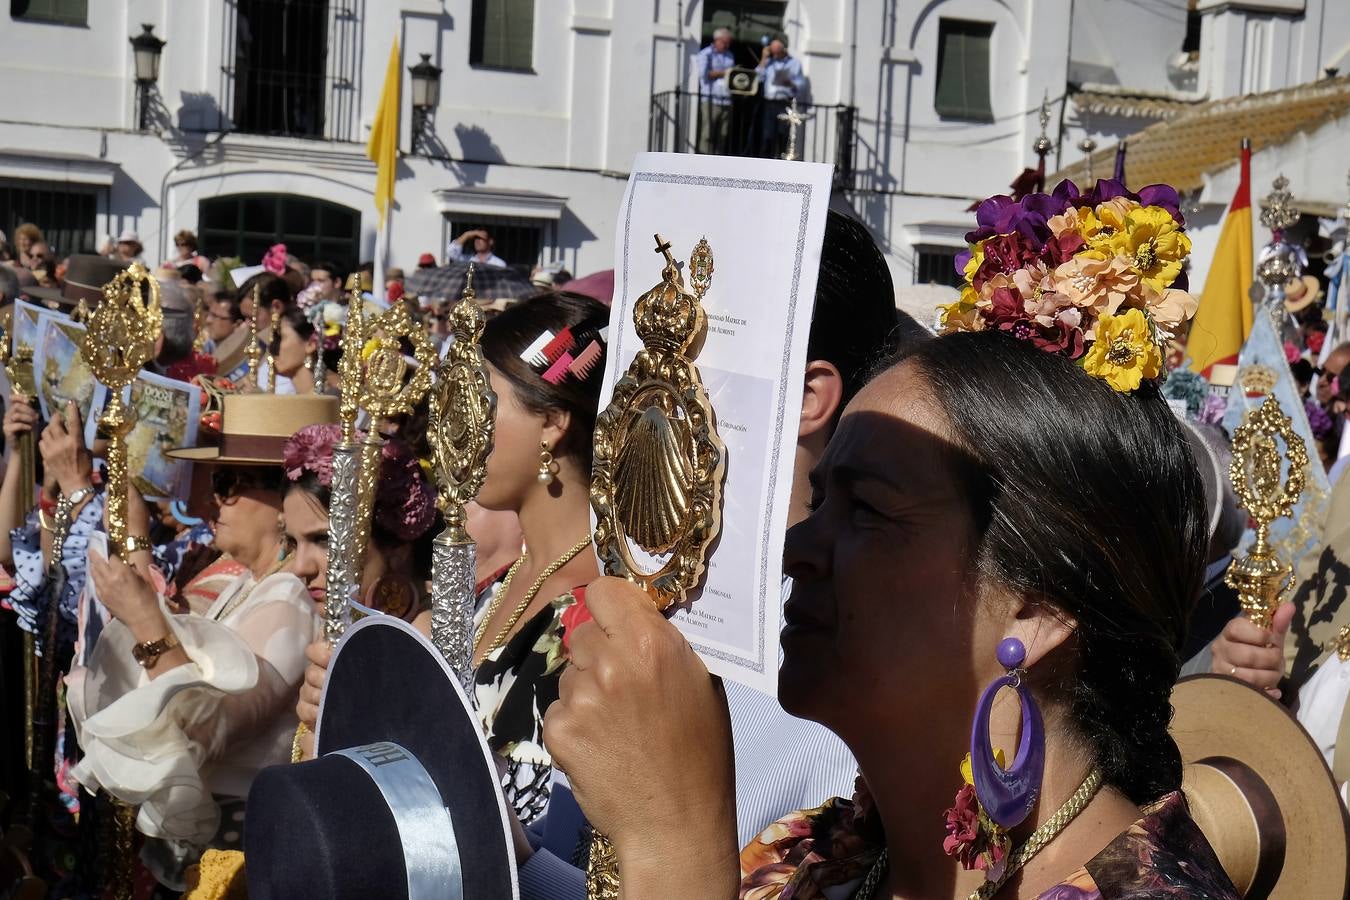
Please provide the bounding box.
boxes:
[597,152,832,693]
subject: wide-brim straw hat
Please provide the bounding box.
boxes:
[166,394,337,466]
[1283,274,1322,313]
[1173,674,1349,898]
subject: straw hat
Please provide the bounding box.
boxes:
[167,394,337,465]
[1172,674,1349,898]
[1283,275,1321,313]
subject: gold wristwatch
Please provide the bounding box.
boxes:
[132,632,180,669]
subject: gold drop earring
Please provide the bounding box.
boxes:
[537,441,555,485]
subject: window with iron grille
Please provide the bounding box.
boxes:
[470,0,535,71]
[232,0,329,137]
[0,179,100,257]
[198,194,359,272]
[935,19,993,122]
[445,215,552,270]
[915,245,963,288]
[10,0,86,25]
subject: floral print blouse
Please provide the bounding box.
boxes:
[472,564,591,827]
[740,784,1239,900]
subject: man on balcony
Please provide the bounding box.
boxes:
[696,28,736,155]
[755,32,806,159]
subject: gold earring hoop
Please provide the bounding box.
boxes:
[537,441,555,485]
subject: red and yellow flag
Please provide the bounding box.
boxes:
[1188,143,1253,375]
[367,39,401,227]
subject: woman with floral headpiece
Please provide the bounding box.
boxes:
[542,181,1240,899]
[279,423,440,626]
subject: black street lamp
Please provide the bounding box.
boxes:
[408,53,442,155]
[129,24,166,131]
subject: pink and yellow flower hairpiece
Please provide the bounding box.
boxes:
[938,179,1198,393]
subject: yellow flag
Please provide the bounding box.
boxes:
[367,39,401,227]
[1187,144,1253,375]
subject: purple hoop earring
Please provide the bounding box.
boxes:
[969,637,1045,829]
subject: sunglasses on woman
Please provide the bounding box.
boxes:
[212,467,281,500]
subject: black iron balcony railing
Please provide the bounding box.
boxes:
[649,89,857,189]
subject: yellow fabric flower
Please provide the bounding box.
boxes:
[960,749,1007,786]
[963,245,984,283]
[1103,207,1191,293]
[182,849,248,900]
[1082,308,1162,392]
[939,286,986,334]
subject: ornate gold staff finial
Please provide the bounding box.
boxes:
[426,263,496,682]
[587,235,728,898]
[1225,396,1308,629]
[81,262,162,561]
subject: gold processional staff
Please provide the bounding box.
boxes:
[426,266,497,682]
[79,262,164,900]
[586,235,728,898]
[322,284,436,642]
[1224,396,1308,629]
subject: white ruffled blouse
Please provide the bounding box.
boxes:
[65,568,318,871]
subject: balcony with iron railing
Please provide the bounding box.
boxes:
[649,89,858,189]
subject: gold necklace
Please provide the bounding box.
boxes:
[473,537,593,660]
[213,553,292,623]
[853,767,1105,900]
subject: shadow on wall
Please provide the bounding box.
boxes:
[177,91,229,132]
[557,207,598,263]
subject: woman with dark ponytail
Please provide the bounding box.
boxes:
[540,180,1241,898]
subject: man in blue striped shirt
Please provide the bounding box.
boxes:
[696,29,737,155]
[516,212,930,896]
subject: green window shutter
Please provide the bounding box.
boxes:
[471,0,534,70]
[10,0,88,25]
[935,19,993,121]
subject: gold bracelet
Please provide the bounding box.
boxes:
[37,509,54,533]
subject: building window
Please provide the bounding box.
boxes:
[445,215,553,270]
[10,0,86,25]
[232,0,329,137]
[0,179,99,257]
[470,0,534,71]
[935,19,993,121]
[701,0,787,68]
[198,194,359,272]
[915,245,963,288]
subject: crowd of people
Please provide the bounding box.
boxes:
[0,169,1345,900]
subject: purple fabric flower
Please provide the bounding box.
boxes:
[965,190,1072,247]
[284,424,340,486]
[1138,183,1185,226]
[374,439,438,542]
[1306,398,1333,440]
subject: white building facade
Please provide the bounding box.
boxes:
[1,0,1346,295]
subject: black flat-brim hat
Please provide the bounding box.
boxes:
[21,254,128,309]
[244,617,518,900]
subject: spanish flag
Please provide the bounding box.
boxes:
[367,38,401,227]
[1188,141,1253,375]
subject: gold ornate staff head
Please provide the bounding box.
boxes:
[428,265,496,540]
[81,262,163,560]
[1225,396,1308,628]
[337,281,366,443]
[361,300,438,423]
[591,234,727,610]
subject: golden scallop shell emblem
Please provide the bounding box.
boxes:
[591,235,726,610]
